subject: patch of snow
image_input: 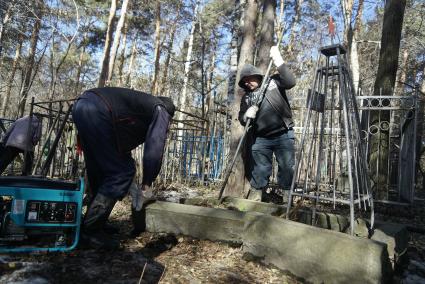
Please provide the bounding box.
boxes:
[0,262,49,284]
[159,189,200,203]
[0,255,10,263]
[7,277,49,284]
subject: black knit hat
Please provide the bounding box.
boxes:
[158,96,176,117]
[238,64,264,89]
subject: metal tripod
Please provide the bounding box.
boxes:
[286,44,374,235]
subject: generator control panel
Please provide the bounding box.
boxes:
[26,201,77,223]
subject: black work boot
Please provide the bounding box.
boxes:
[84,193,119,235]
[80,193,120,250]
[103,222,120,235]
[130,207,146,237]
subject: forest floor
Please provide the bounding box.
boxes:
[0,183,425,283]
[0,184,300,284]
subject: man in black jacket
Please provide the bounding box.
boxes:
[0,115,42,175]
[72,87,175,249]
[238,46,296,202]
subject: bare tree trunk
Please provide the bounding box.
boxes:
[107,0,130,85]
[235,0,259,89]
[48,35,78,100]
[416,70,425,191]
[177,1,199,118]
[125,36,137,87]
[75,32,88,97]
[349,0,363,92]
[227,0,259,197]
[151,0,162,96]
[287,0,302,53]
[98,0,117,87]
[341,0,353,43]
[204,44,217,175]
[18,0,43,117]
[395,49,409,95]
[48,31,55,99]
[350,39,360,92]
[0,7,9,46]
[118,20,128,86]
[275,0,285,35]
[0,0,13,59]
[1,34,23,116]
[206,37,218,116]
[159,3,182,96]
[422,66,425,94]
[159,31,175,96]
[419,65,425,150]
[256,0,276,72]
[370,0,406,199]
[373,0,406,97]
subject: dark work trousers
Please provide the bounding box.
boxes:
[250,129,295,190]
[0,144,34,175]
[72,92,135,200]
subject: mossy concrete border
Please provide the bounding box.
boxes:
[144,201,393,283]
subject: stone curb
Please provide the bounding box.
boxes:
[242,212,393,284]
[144,201,393,283]
[145,201,245,243]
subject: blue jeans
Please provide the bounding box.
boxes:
[250,130,295,190]
[72,92,135,200]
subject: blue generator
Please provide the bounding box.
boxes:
[0,176,84,252]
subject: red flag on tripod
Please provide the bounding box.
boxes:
[328,15,336,38]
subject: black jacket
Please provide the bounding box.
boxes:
[238,64,296,137]
[87,87,169,153]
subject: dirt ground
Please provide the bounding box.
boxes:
[1,184,425,283]
[0,230,299,284]
[0,186,300,284]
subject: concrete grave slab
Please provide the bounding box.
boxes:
[242,212,393,284]
[182,197,407,273]
[144,201,393,283]
[221,197,350,232]
[145,201,245,243]
[221,196,286,216]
